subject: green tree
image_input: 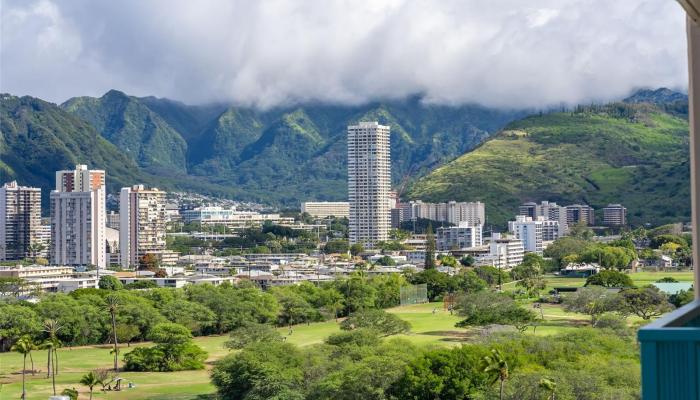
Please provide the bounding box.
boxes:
[620,286,674,320]
[657,276,679,283]
[425,224,436,269]
[350,243,364,256]
[585,270,634,288]
[224,322,283,349]
[0,304,41,351]
[340,309,411,336]
[42,319,62,395]
[511,263,545,297]
[79,370,100,400]
[123,322,208,372]
[454,291,535,331]
[98,275,123,290]
[375,255,396,266]
[11,335,34,400]
[104,294,120,372]
[161,300,217,335]
[324,239,349,254]
[482,348,509,400]
[539,378,557,400]
[211,341,305,400]
[563,287,625,322]
[460,255,475,267]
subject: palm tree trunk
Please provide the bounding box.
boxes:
[111,311,119,372]
[46,349,51,378]
[89,388,94,400]
[499,378,504,400]
[21,354,26,400]
[51,351,56,395]
[54,348,59,375]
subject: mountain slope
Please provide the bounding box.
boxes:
[0,94,149,207]
[61,91,523,205]
[61,90,189,173]
[407,102,690,227]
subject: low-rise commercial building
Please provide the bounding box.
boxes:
[301,202,350,218]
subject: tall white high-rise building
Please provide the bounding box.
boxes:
[50,165,106,268]
[120,185,167,269]
[348,122,391,246]
[0,181,41,261]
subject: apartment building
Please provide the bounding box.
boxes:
[119,185,167,269]
[0,181,41,261]
[518,200,568,236]
[486,233,524,269]
[402,200,485,226]
[566,204,596,226]
[436,223,483,251]
[50,165,106,268]
[106,211,120,230]
[301,202,350,218]
[508,215,549,254]
[603,204,627,226]
[348,122,391,246]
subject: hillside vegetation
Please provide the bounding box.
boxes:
[0,94,148,205]
[59,91,523,204]
[408,103,690,226]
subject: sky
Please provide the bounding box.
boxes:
[0,0,689,109]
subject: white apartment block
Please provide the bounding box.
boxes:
[181,207,293,228]
[487,233,525,269]
[120,185,167,269]
[0,181,41,261]
[508,215,552,254]
[436,223,483,251]
[301,202,350,218]
[106,211,120,230]
[348,122,391,246]
[50,165,106,269]
[402,200,485,226]
[519,201,568,236]
[603,204,627,226]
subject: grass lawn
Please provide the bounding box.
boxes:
[0,300,599,399]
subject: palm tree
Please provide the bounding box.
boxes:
[539,378,556,400]
[80,370,100,400]
[482,348,509,400]
[11,336,34,400]
[104,294,121,372]
[43,318,62,393]
[27,241,45,263]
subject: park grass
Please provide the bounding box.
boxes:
[0,299,615,399]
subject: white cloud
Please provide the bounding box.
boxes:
[0,0,688,108]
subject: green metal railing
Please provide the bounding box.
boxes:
[638,300,700,399]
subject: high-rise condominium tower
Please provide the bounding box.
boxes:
[50,165,106,268]
[0,181,41,261]
[119,185,167,269]
[348,122,391,246]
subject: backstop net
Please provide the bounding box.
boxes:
[400,284,428,306]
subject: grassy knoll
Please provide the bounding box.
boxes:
[0,295,637,399]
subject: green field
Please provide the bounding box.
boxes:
[0,283,676,400]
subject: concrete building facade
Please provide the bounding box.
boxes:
[120,185,167,269]
[301,202,350,218]
[402,200,485,226]
[603,204,627,226]
[348,122,391,246]
[566,204,596,226]
[0,181,41,261]
[436,223,483,251]
[50,165,106,268]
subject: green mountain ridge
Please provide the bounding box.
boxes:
[407,102,690,227]
[0,94,149,207]
[57,91,523,205]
